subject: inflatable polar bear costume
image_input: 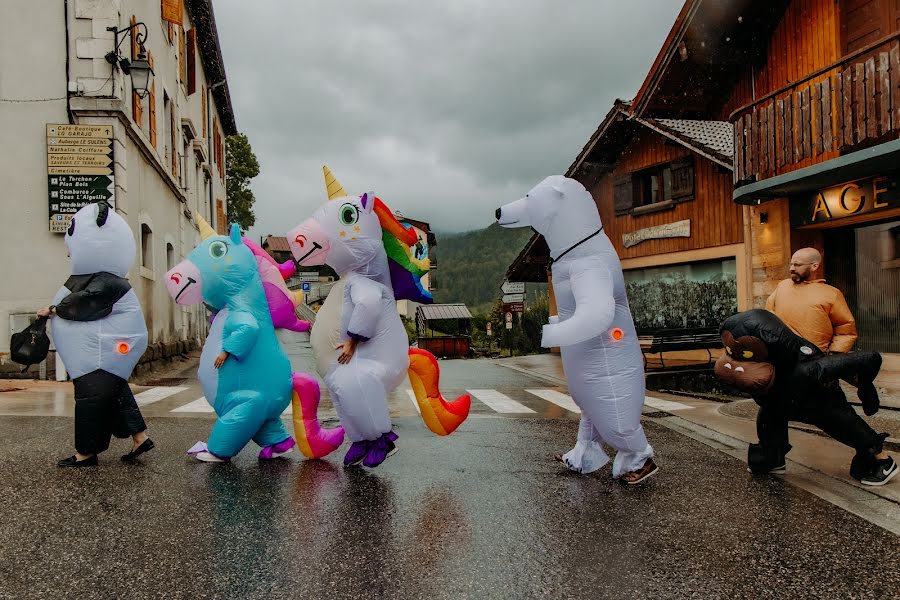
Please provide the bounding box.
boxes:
[497,176,654,478]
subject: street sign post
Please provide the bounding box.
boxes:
[47,124,115,233]
[503,302,525,314]
[486,322,492,337]
[298,272,319,282]
[502,293,526,304]
[501,281,525,295]
[505,312,513,330]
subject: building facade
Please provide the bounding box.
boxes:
[0,0,236,376]
[630,0,899,356]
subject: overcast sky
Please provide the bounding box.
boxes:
[213,1,683,239]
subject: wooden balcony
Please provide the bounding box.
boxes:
[732,34,900,188]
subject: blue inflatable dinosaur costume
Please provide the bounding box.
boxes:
[164,223,296,462]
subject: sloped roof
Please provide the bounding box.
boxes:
[186,0,237,134]
[417,304,473,321]
[636,117,733,169]
[262,236,291,253]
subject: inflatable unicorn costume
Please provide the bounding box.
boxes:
[165,219,343,462]
[284,169,470,467]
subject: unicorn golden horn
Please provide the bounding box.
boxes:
[323,164,347,200]
[195,215,217,240]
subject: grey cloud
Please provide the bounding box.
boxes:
[213,0,682,237]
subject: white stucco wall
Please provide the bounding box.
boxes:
[0,0,231,364]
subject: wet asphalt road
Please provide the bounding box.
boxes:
[0,415,898,599]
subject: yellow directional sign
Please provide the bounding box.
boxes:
[48,154,112,167]
[48,145,113,156]
[48,136,114,147]
[47,124,112,138]
[47,123,116,231]
[48,166,114,176]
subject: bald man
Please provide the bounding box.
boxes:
[766,248,857,354]
[757,247,896,486]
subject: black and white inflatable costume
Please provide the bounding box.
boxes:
[49,202,149,456]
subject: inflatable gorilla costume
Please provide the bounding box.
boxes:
[714,309,885,480]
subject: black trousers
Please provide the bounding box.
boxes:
[751,383,885,478]
[73,369,146,455]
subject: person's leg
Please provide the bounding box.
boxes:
[800,386,887,479]
[112,378,154,461]
[749,399,791,473]
[72,371,118,458]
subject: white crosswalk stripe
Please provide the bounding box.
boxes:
[467,389,535,413]
[525,389,581,414]
[171,398,215,413]
[163,388,628,418]
[644,396,693,412]
[134,386,189,406]
[406,389,421,414]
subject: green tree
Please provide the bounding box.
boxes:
[225,133,260,231]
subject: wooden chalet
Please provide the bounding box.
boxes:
[630,0,899,357]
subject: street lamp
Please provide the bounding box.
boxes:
[104,22,154,98]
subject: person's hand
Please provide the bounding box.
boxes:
[36,307,53,318]
[214,351,230,368]
[336,339,359,364]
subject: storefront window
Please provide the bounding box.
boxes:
[825,219,900,353]
[624,259,737,332]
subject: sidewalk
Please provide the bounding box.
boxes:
[497,353,900,530]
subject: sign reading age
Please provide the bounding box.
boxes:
[46,124,115,233]
[792,176,898,227]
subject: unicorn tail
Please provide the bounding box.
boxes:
[291,373,345,458]
[407,348,470,436]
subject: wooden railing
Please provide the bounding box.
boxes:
[731,34,900,186]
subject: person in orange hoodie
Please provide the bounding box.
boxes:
[758,247,896,486]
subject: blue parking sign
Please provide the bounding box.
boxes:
[301,282,311,292]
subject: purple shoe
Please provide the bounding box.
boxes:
[362,433,398,468]
[343,440,371,467]
[259,437,296,459]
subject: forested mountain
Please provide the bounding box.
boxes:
[431,223,546,315]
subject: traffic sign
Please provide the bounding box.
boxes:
[502,293,525,304]
[47,124,115,232]
[298,272,319,282]
[301,282,311,292]
[505,312,513,329]
[501,281,525,294]
[503,302,525,314]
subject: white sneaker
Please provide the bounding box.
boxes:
[195,451,225,463]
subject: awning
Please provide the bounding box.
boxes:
[417,304,473,321]
[733,138,900,204]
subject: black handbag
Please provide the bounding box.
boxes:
[10,316,50,370]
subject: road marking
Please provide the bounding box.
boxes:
[171,398,214,413]
[134,386,189,406]
[405,389,421,414]
[644,396,693,412]
[467,389,535,413]
[526,389,581,414]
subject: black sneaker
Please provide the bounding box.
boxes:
[57,455,98,468]
[747,462,786,474]
[861,457,898,486]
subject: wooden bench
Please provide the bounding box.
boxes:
[638,328,722,368]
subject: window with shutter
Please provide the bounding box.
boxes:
[186,29,196,95]
[149,81,157,147]
[161,0,183,25]
[670,157,694,202]
[216,199,226,234]
[178,26,186,85]
[201,86,207,138]
[171,108,178,176]
[613,175,634,216]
